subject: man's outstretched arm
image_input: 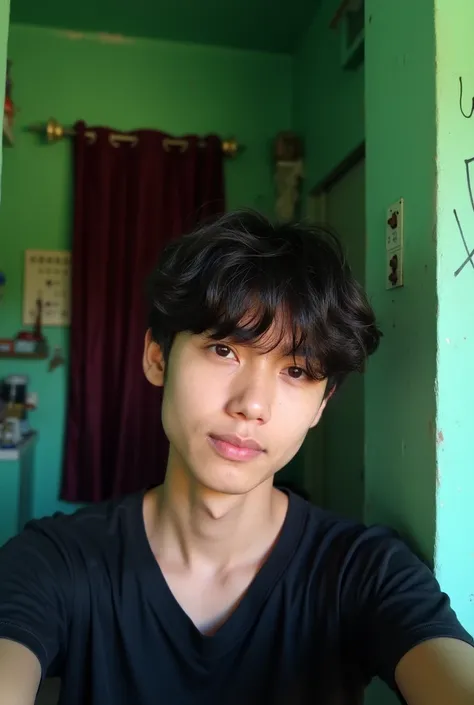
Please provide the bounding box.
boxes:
[395,637,474,705]
[0,639,41,705]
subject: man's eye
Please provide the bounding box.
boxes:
[210,344,237,360]
[287,366,308,380]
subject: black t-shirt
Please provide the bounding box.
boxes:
[0,490,471,705]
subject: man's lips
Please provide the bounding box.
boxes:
[208,433,265,461]
[210,433,263,451]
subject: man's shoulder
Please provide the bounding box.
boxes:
[294,494,417,577]
[301,495,400,548]
[18,489,145,555]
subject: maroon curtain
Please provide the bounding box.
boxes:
[61,121,225,502]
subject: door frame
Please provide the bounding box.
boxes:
[310,141,365,198]
[303,140,366,507]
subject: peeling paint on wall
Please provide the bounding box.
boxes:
[98,33,134,45]
[56,29,135,45]
[58,30,85,41]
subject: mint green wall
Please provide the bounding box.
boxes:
[365,2,437,703]
[364,0,437,557]
[434,0,474,635]
[0,24,291,520]
[0,0,10,190]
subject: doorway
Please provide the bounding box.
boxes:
[305,143,366,521]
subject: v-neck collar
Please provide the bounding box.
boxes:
[132,488,309,661]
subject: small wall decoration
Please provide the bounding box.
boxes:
[23,250,71,326]
[48,346,66,372]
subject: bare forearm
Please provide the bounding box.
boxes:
[0,639,41,705]
[396,638,474,705]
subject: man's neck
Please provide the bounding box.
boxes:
[145,462,287,570]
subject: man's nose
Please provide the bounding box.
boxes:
[225,369,274,424]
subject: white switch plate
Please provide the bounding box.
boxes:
[386,198,404,289]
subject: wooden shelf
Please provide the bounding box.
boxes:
[3,113,13,146]
[0,349,48,360]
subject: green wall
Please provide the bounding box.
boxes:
[0,0,10,189]
[0,24,292,520]
[434,0,474,634]
[364,0,437,557]
[364,8,438,700]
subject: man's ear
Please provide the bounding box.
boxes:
[309,384,336,429]
[143,328,165,387]
[309,398,327,429]
[326,385,336,402]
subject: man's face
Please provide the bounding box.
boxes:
[145,328,328,495]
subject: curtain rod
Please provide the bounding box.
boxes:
[27,118,241,157]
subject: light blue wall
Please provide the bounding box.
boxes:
[434,0,474,636]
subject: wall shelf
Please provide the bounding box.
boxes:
[0,349,48,360]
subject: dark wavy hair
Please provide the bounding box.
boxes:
[148,210,381,391]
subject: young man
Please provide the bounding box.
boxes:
[0,211,472,705]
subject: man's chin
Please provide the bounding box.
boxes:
[192,469,267,498]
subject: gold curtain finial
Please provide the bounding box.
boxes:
[27,118,69,143]
[45,118,65,143]
[221,138,239,158]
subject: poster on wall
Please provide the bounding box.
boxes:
[23,249,71,326]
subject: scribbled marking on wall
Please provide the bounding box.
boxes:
[453,158,474,277]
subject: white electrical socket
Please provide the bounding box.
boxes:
[386,198,404,289]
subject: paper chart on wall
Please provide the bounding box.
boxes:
[23,249,71,326]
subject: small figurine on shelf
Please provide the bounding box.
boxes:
[273,131,304,221]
